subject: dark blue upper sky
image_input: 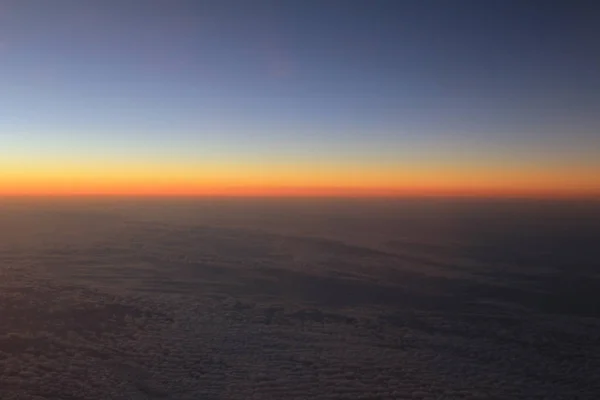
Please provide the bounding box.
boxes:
[1,0,599,180]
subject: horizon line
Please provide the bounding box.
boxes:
[2,193,599,201]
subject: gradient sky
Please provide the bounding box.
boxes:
[1,0,599,196]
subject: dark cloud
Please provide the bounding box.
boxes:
[1,200,599,398]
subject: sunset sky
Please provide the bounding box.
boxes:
[1,0,599,197]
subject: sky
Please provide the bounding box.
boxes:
[1,0,599,197]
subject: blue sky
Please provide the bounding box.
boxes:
[1,0,599,195]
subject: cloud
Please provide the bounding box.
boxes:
[1,202,598,398]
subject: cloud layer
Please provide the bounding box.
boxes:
[1,200,599,399]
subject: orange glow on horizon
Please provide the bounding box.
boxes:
[2,159,599,199]
[2,181,599,199]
